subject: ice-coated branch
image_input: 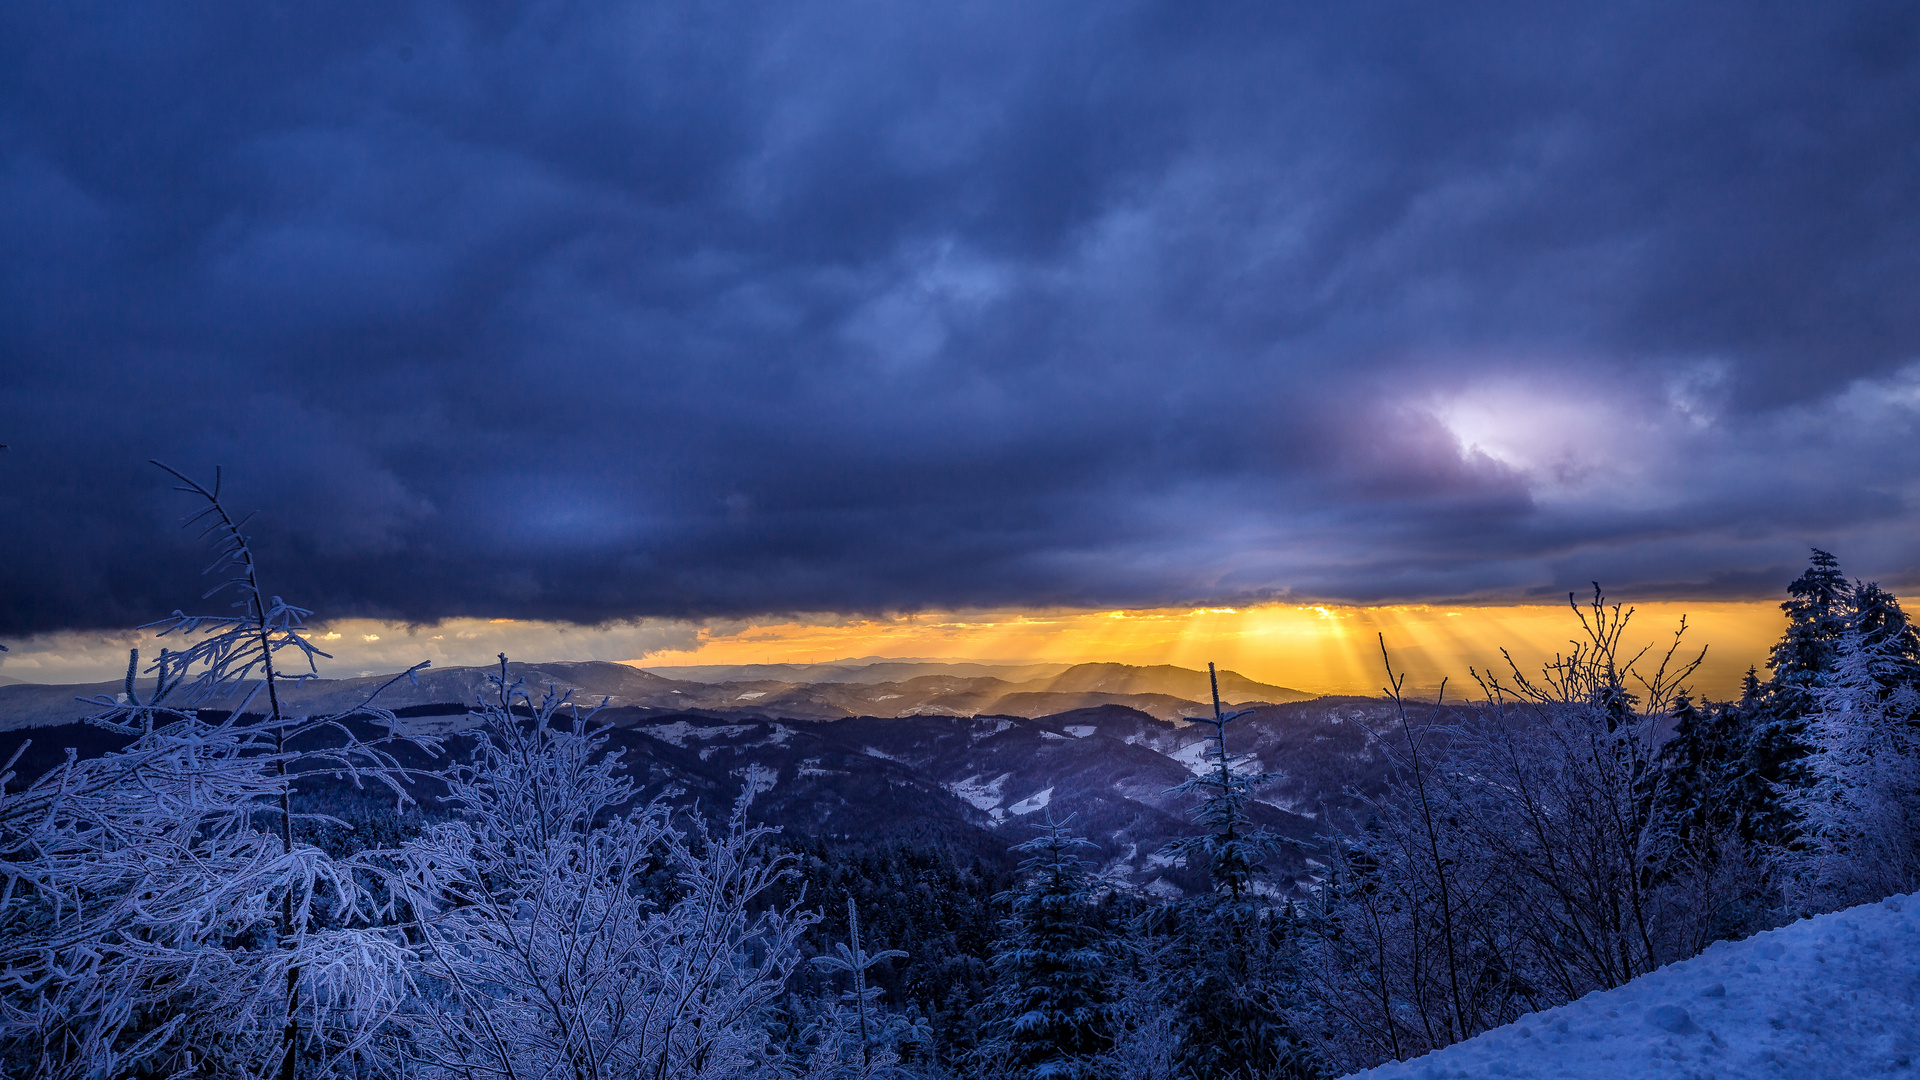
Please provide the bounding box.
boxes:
[0,466,436,1080]
[386,655,815,1080]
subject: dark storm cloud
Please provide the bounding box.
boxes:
[4,0,1920,633]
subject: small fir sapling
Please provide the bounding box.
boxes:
[811,896,909,1076]
[1159,663,1282,900]
[1153,665,1316,1079]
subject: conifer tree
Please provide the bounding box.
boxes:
[982,814,1113,1080]
[811,897,908,1076]
[1768,549,1854,710]
[1161,664,1279,900]
[1739,549,1858,845]
[1787,582,1920,908]
[1651,688,1781,943]
[1152,665,1318,1079]
[1848,582,1920,683]
[1159,901,1317,1080]
[1658,693,1744,837]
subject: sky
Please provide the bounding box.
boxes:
[3,2,1918,688]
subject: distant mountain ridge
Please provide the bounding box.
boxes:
[0,657,1346,895]
[0,659,1314,730]
[0,657,1345,895]
[641,659,1079,685]
[0,691,1423,897]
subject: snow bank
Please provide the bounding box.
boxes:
[1344,894,1920,1079]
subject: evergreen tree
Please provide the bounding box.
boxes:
[1161,664,1280,899]
[1658,692,1736,837]
[1787,582,1920,908]
[1148,665,1318,1079]
[1768,549,1854,709]
[1657,553,1880,860]
[1739,549,1858,845]
[811,897,910,1076]
[1848,582,1920,684]
[1159,899,1318,1080]
[1652,689,1781,942]
[981,814,1113,1080]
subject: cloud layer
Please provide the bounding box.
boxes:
[3,0,1918,633]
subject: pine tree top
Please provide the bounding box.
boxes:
[1768,548,1858,702]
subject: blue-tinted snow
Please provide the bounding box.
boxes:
[1345,894,1920,1079]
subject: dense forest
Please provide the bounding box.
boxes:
[3,476,1918,1079]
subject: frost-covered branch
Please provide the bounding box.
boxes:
[390,656,814,1080]
[0,466,434,1080]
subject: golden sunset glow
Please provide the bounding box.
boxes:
[0,599,1786,698]
[636,599,1786,699]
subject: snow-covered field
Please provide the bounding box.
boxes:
[1345,893,1920,1079]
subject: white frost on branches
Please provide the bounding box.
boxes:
[0,464,434,1080]
[1788,591,1920,909]
[390,656,814,1080]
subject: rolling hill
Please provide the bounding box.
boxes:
[0,660,1428,898]
[0,658,1313,730]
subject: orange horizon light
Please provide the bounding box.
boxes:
[630,599,1787,700]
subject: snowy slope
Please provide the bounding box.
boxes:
[1344,894,1920,1079]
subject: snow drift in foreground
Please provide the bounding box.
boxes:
[1344,893,1920,1079]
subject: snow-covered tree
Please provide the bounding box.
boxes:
[794,995,909,1079]
[0,464,431,1080]
[1734,549,1860,846]
[1098,945,1180,1080]
[979,814,1112,1080]
[1785,582,1920,910]
[1145,664,1317,1079]
[810,896,910,1077]
[389,656,813,1080]
[1154,897,1316,1080]
[1161,664,1280,900]
[1768,550,1855,712]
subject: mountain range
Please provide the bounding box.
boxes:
[0,659,1411,896]
[0,658,1313,730]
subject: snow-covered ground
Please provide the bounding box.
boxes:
[1345,894,1920,1079]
